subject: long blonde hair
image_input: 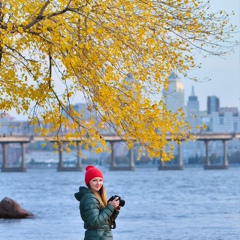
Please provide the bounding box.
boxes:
[88,184,108,208]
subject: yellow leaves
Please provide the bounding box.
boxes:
[95,147,103,154]
[0,0,236,159]
[17,27,24,34]
[42,142,47,147]
[147,38,155,45]
[6,22,13,31]
[87,104,93,112]
[65,146,71,153]
[39,128,49,136]
[86,27,94,35]
[53,142,59,149]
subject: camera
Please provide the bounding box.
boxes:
[108,195,125,207]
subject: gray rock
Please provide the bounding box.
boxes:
[0,197,33,219]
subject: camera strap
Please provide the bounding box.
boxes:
[109,217,116,229]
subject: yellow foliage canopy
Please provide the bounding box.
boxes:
[0,0,237,159]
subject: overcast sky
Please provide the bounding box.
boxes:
[182,0,240,111]
[9,0,240,119]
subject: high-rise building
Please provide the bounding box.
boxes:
[211,107,239,132]
[186,86,200,132]
[207,96,219,114]
[163,72,184,113]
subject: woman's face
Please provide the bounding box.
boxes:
[89,177,103,192]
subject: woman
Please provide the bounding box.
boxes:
[74,165,121,240]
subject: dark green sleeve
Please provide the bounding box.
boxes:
[83,196,115,228]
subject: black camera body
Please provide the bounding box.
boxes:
[108,195,125,229]
[108,195,125,207]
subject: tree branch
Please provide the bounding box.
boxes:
[23,0,84,30]
[24,0,51,29]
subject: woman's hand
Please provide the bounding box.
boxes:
[108,197,119,209]
[115,206,121,211]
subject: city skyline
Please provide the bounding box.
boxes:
[8,0,240,119]
[182,0,240,111]
[9,66,240,121]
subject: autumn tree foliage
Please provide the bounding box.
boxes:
[0,0,237,159]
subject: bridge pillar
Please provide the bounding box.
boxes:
[57,143,63,171]
[159,143,183,170]
[1,143,7,170]
[159,158,164,167]
[222,140,229,169]
[204,140,210,168]
[204,139,229,170]
[110,142,116,168]
[128,147,135,170]
[76,141,83,171]
[177,142,183,169]
[20,143,27,172]
[2,143,27,172]
[109,141,135,171]
[57,142,82,171]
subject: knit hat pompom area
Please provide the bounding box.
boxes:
[85,165,104,185]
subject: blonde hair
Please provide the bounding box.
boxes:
[89,184,108,208]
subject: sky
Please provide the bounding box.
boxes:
[9,0,240,119]
[181,0,240,111]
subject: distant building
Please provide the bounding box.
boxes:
[200,111,211,132]
[1,120,35,136]
[211,107,239,132]
[163,72,185,113]
[186,86,200,132]
[207,96,219,114]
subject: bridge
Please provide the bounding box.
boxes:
[0,133,239,172]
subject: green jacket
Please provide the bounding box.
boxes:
[74,186,119,240]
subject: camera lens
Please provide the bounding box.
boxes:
[119,199,125,207]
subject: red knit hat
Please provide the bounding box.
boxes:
[85,165,104,185]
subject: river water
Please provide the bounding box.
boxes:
[0,166,239,240]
